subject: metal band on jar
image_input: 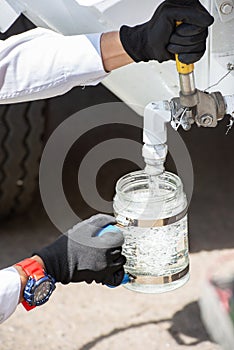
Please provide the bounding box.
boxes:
[116,208,187,228]
[130,265,189,285]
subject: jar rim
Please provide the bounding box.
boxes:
[115,170,183,203]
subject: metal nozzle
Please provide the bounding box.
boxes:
[179,72,196,96]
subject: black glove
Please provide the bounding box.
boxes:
[35,214,126,287]
[120,0,214,64]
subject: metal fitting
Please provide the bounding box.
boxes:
[179,72,196,96]
[182,122,192,131]
[195,91,226,128]
[227,62,234,70]
[180,91,199,108]
[198,115,214,127]
[220,1,233,14]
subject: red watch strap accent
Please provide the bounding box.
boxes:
[22,300,36,311]
[16,258,45,311]
[16,258,45,280]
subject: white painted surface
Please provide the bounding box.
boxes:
[0,0,233,114]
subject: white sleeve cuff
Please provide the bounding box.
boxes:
[86,32,102,57]
[0,267,20,324]
[0,28,109,104]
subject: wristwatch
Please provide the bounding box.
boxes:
[16,258,56,311]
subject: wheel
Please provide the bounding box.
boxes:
[0,102,46,218]
[0,16,47,219]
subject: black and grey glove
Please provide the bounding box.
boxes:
[120,0,214,64]
[35,214,126,287]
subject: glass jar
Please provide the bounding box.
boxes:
[113,170,189,294]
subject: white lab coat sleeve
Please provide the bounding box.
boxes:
[0,28,109,104]
[0,267,20,324]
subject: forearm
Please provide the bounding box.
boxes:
[13,255,45,303]
[0,28,108,104]
[0,255,46,324]
[0,28,133,104]
[100,31,133,72]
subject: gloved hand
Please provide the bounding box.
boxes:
[120,0,214,64]
[35,214,126,286]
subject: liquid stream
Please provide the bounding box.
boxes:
[148,175,160,197]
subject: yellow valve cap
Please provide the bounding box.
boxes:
[175,21,194,74]
[176,55,194,74]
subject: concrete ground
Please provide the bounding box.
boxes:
[0,207,229,350]
[0,84,234,349]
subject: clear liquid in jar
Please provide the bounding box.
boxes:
[121,216,189,293]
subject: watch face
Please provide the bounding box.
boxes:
[34,281,51,303]
[24,275,56,307]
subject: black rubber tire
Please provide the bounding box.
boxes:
[0,102,46,218]
[0,16,47,219]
